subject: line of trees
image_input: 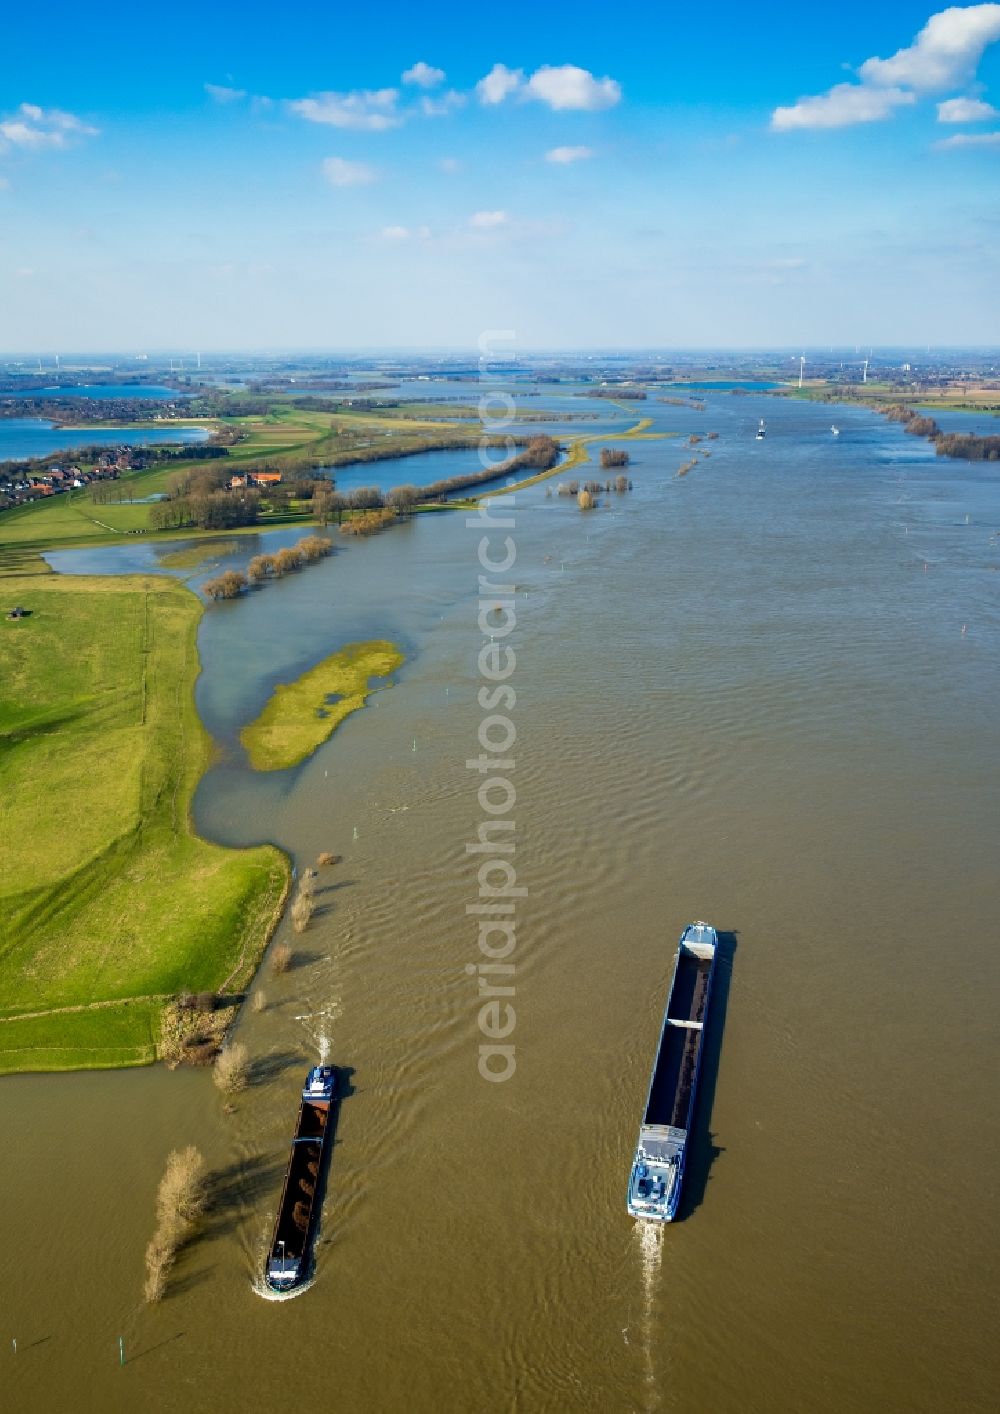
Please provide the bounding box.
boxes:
[934,433,1000,461]
[203,535,333,600]
[152,487,261,531]
[884,405,941,438]
[421,435,561,500]
[883,404,1000,460]
[600,448,630,468]
[586,387,647,400]
[557,474,631,496]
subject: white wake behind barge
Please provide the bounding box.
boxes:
[627,923,718,1222]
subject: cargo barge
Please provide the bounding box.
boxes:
[264,1065,336,1292]
[627,922,718,1222]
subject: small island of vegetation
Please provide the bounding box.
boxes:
[241,639,405,772]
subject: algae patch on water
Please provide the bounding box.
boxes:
[241,640,405,771]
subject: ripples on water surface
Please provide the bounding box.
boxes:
[12,392,1000,1412]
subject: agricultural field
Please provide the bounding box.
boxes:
[0,573,289,1072]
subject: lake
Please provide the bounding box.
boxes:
[14,388,1000,1413]
[0,419,210,462]
[15,383,189,400]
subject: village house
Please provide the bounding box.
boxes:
[228,470,283,491]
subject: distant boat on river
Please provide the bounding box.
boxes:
[756,419,766,440]
[831,425,840,436]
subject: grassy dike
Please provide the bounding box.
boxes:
[241,640,404,772]
[0,574,289,1073]
[471,416,671,498]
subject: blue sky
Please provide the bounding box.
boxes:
[1,1,999,350]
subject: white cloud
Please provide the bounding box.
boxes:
[381,224,431,240]
[421,90,466,117]
[289,89,400,131]
[322,156,378,186]
[771,82,915,130]
[524,64,621,111]
[934,128,1000,146]
[469,209,508,229]
[545,144,594,163]
[476,62,621,110]
[204,83,247,103]
[0,103,98,150]
[476,63,524,105]
[439,156,462,173]
[772,7,1000,132]
[402,62,445,89]
[860,4,1000,92]
[937,94,998,120]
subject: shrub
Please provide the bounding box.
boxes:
[386,484,421,511]
[143,1235,174,1304]
[156,1146,206,1232]
[271,941,292,974]
[202,569,248,600]
[247,554,276,582]
[577,489,596,510]
[340,508,397,536]
[143,1145,206,1304]
[274,545,304,574]
[348,485,385,510]
[316,851,340,867]
[291,892,314,934]
[252,989,266,1014]
[614,474,631,493]
[600,448,630,468]
[297,535,333,562]
[214,1041,250,1095]
[182,1038,220,1067]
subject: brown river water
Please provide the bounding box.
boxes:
[6,393,999,1412]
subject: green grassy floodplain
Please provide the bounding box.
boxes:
[0,573,289,1073]
[241,640,405,772]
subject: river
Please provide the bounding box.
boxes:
[7,390,1000,1412]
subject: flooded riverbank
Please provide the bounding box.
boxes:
[11,391,1000,1412]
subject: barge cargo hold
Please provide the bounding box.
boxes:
[264,1065,336,1292]
[627,923,718,1222]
